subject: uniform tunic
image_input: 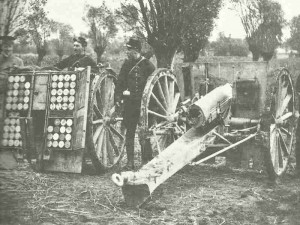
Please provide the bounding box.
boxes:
[115,56,155,163]
[55,54,97,70]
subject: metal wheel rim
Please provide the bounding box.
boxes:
[269,68,295,176]
[88,73,126,169]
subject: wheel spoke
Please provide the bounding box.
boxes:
[93,126,103,144]
[96,89,104,111]
[148,109,168,119]
[278,129,289,157]
[93,104,103,119]
[151,93,168,115]
[106,130,114,164]
[96,128,105,159]
[108,129,120,156]
[171,92,181,113]
[169,80,175,109]
[109,125,125,141]
[101,129,108,165]
[162,76,170,109]
[278,94,292,116]
[156,80,168,109]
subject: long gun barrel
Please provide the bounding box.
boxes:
[111,84,233,207]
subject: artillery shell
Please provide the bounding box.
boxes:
[23,96,29,103]
[52,75,58,81]
[47,133,53,140]
[13,90,19,96]
[7,90,13,96]
[57,89,63,96]
[65,141,71,148]
[66,119,73,126]
[61,119,67,126]
[51,89,57,95]
[24,90,30,96]
[69,89,75,95]
[13,83,19,89]
[52,141,58,148]
[58,141,64,148]
[50,96,56,103]
[68,103,74,110]
[64,82,70,88]
[53,126,60,133]
[62,103,68,110]
[70,81,76,88]
[20,76,26,82]
[11,104,17,110]
[5,104,12,110]
[54,119,61,126]
[23,104,29,110]
[65,127,72,134]
[2,139,8,146]
[8,76,15,82]
[63,96,69,102]
[8,133,14,139]
[17,103,23,110]
[58,74,64,81]
[15,119,20,125]
[64,74,70,81]
[60,126,66,133]
[14,76,20,83]
[56,96,62,103]
[8,139,14,146]
[9,126,15,133]
[47,126,54,132]
[63,89,69,95]
[3,125,10,132]
[10,118,16,125]
[58,82,64,88]
[15,133,21,139]
[4,118,10,125]
[8,83,14,89]
[15,126,21,132]
[50,103,55,110]
[12,97,18,103]
[52,82,58,88]
[68,96,75,103]
[53,133,59,140]
[24,82,30,89]
[65,133,71,141]
[6,96,13,103]
[70,74,76,81]
[14,140,20,146]
[47,141,52,148]
[59,133,65,140]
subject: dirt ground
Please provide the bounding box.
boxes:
[0,159,300,225]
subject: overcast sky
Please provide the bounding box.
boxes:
[45,0,300,41]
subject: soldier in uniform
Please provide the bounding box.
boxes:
[0,36,24,78]
[54,37,97,70]
[115,37,155,170]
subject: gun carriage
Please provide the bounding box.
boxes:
[111,65,297,207]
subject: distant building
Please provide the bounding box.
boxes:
[275,47,298,59]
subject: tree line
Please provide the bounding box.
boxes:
[0,0,299,68]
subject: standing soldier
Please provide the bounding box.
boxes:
[54,37,97,70]
[115,37,155,170]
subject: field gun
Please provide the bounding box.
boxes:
[112,67,297,207]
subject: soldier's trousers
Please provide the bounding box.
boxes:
[123,98,153,163]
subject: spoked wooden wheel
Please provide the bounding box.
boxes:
[265,68,296,180]
[87,72,126,172]
[140,69,185,155]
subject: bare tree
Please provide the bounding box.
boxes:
[83,3,118,63]
[0,0,27,36]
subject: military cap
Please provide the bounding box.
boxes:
[73,37,87,48]
[126,37,142,52]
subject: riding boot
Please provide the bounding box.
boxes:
[125,140,135,170]
[141,139,153,165]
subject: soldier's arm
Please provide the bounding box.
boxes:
[115,61,128,103]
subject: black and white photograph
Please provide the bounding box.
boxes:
[0,0,300,224]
